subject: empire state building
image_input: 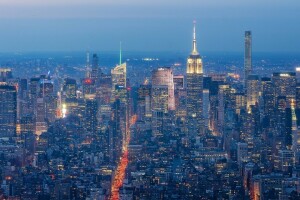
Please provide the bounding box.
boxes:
[186,21,204,137]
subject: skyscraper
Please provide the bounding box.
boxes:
[111,59,129,151]
[109,99,122,164]
[61,78,77,117]
[272,72,296,105]
[0,85,17,138]
[35,97,47,135]
[19,79,28,99]
[151,67,175,137]
[137,84,151,121]
[86,51,91,78]
[91,53,102,81]
[63,78,77,99]
[186,21,204,137]
[217,84,236,137]
[209,80,222,134]
[152,67,175,111]
[291,99,300,164]
[29,77,40,114]
[85,95,98,134]
[244,31,252,90]
[246,75,260,109]
[39,78,57,124]
[261,77,275,142]
[20,115,35,154]
[0,68,13,82]
[111,62,127,103]
[174,75,187,132]
[272,72,297,145]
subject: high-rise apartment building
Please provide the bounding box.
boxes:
[244,31,252,89]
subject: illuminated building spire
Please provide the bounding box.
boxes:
[192,20,199,55]
[186,20,204,138]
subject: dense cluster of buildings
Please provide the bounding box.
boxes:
[1,24,300,200]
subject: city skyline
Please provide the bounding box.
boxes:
[2,1,300,199]
[0,0,299,52]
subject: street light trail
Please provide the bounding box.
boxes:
[110,115,137,200]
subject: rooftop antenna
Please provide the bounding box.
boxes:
[192,20,198,55]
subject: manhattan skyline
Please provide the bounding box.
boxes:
[1,1,300,199]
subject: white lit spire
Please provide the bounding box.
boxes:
[192,20,199,55]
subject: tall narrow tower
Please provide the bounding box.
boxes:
[86,51,91,78]
[244,31,252,90]
[91,53,101,81]
[186,21,204,137]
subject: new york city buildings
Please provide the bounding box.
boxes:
[1,23,300,200]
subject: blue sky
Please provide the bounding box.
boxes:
[0,0,299,53]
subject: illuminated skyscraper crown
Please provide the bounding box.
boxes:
[187,21,202,74]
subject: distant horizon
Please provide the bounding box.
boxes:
[1,50,300,55]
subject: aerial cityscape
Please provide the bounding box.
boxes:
[1,1,300,200]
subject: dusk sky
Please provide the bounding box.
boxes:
[0,0,299,53]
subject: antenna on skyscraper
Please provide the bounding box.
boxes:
[192,20,198,55]
[193,20,196,40]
